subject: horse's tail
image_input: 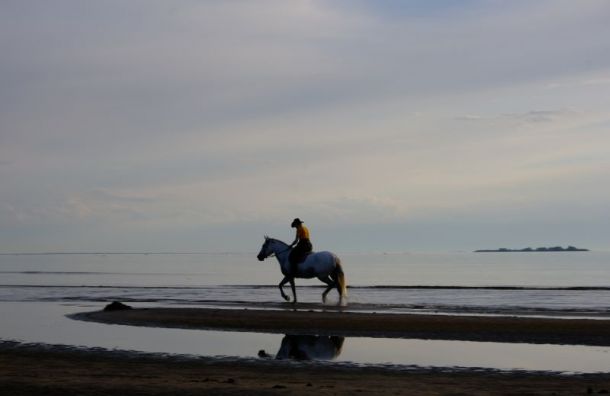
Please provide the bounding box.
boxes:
[334,256,348,299]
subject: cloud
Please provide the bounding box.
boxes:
[288,196,410,226]
[503,110,577,123]
[63,189,167,225]
[546,76,610,89]
[455,109,578,124]
[2,1,610,251]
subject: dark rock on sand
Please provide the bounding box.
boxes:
[103,301,132,312]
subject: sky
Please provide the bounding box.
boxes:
[1,0,610,253]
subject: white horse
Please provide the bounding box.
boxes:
[256,237,347,305]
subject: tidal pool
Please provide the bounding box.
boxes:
[1,302,609,373]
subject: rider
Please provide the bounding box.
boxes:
[289,218,312,276]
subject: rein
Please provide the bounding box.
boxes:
[268,245,291,258]
[265,239,292,258]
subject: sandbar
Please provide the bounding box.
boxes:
[78,307,610,346]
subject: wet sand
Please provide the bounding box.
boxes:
[4,307,610,395]
[80,307,610,346]
[2,343,610,396]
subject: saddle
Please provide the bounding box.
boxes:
[292,250,313,265]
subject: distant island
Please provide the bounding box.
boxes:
[475,246,589,253]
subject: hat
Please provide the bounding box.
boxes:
[291,218,303,227]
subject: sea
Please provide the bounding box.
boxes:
[2,251,610,316]
[1,251,610,373]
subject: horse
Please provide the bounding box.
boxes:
[256,237,347,305]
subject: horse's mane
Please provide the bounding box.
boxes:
[265,236,289,247]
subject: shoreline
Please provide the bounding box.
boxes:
[2,340,609,395]
[76,307,610,346]
[3,307,610,394]
[0,340,573,375]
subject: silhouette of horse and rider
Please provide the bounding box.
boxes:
[257,218,347,304]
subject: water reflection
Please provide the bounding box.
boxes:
[4,303,610,373]
[259,334,345,361]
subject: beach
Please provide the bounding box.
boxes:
[3,346,609,396]
[80,307,610,346]
[3,307,610,395]
[5,0,610,392]
[3,253,610,394]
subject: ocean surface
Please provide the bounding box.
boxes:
[1,251,609,316]
[1,251,610,372]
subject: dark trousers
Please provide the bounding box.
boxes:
[289,239,312,275]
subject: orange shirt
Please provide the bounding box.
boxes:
[296,224,310,240]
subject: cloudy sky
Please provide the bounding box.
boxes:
[1,0,610,252]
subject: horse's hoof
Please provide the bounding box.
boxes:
[283,296,290,302]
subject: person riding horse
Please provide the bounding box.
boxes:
[289,218,312,276]
[257,236,347,304]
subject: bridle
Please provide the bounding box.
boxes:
[263,239,292,259]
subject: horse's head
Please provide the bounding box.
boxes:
[257,236,272,261]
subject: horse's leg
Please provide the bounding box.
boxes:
[278,277,290,301]
[289,278,297,304]
[333,260,347,306]
[318,276,334,303]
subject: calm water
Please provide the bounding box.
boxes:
[1,252,610,372]
[1,252,609,316]
[2,302,610,373]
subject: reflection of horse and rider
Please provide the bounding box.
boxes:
[259,334,345,361]
[257,218,347,304]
